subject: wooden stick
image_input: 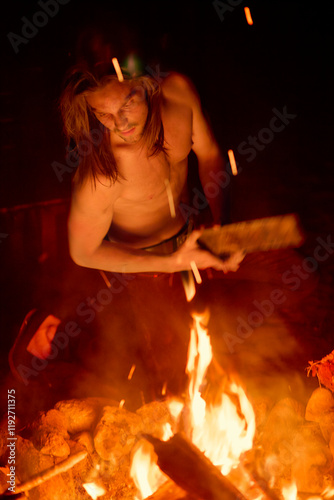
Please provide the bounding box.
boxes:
[143,433,247,500]
[5,450,88,495]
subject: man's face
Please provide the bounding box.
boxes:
[86,80,148,144]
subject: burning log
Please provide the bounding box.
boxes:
[143,433,248,500]
[146,479,192,499]
[4,449,87,496]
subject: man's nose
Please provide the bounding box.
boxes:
[114,112,128,130]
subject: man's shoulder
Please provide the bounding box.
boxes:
[161,72,199,106]
[72,172,121,211]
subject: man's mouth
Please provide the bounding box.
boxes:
[119,127,136,136]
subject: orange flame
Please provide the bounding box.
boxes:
[130,440,168,499]
[186,313,255,475]
[323,486,334,498]
[282,481,298,500]
[83,481,106,499]
[131,311,256,498]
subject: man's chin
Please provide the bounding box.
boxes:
[118,131,143,144]
[120,135,139,144]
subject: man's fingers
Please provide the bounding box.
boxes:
[222,250,246,272]
[183,229,203,247]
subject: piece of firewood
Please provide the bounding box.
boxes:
[143,433,247,500]
[198,214,304,257]
[4,450,87,495]
[146,479,191,499]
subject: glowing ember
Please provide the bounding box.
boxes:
[227,149,238,176]
[83,481,106,499]
[282,481,298,500]
[167,398,184,422]
[119,399,125,409]
[99,270,112,288]
[162,422,173,441]
[164,178,176,218]
[111,57,124,82]
[244,6,254,26]
[181,270,196,302]
[190,260,202,284]
[128,364,136,380]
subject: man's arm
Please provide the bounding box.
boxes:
[68,178,171,273]
[167,75,227,225]
[68,177,227,274]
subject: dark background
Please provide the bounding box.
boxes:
[0,0,333,399]
[0,0,333,207]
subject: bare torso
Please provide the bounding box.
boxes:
[106,80,193,248]
[68,73,229,273]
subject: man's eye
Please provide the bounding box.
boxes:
[123,99,134,109]
[98,113,107,117]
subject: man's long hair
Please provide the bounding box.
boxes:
[59,66,166,185]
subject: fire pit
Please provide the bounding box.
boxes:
[1,314,334,500]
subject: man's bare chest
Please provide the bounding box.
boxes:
[113,119,192,205]
[114,153,188,207]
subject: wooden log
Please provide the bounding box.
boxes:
[227,463,282,500]
[4,450,87,495]
[143,433,248,500]
[146,479,191,499]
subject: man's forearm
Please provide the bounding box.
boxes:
[72,239,177,274]
[70,228,230,274]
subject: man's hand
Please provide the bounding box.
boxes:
[171,230,245,273]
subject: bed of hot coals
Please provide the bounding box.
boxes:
[1,384,334,499]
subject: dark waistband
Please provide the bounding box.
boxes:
[142,219,193,255]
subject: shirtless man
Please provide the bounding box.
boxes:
[61,63,232,274]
